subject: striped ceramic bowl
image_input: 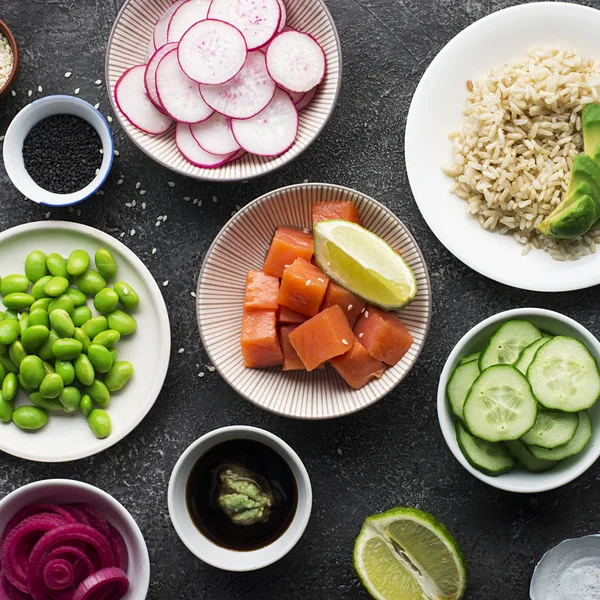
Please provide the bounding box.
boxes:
[105,0,342,181]
[196,183,432,419]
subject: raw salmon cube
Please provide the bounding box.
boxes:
[330,340,386,389]
[241,309,283,368]
[278,306,308,325]
[322,282,366,327]
[244,270,280,311]
[311,201,361,227]
[279,325,306,371]
[288,305,355,371]
[353,306,414,366]
[263,226,314,278]
[277,258,329,317]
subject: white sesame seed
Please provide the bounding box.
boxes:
[303,178,308,183]
[163,215,168,222]
[284,264,290,268]
[347,304,353,312]
[359,332,364,338]
[76,209,81,216]
[155,221,161,227]
[139,190,146,195]
[130,229,136,236]
[360,307,365,314]
[198,372,205,378]
[178,348,185,354]
[120,232,125,238]
[65,72,72,78]
[117,179,123,186]
[235,204,241,210]
[95,168,100,175]
[168,181,175,187]
[212,196,217,202]
[122,287,129,296]
[364,310,369,318]
[184,196,190,202]
[190,291,196,297]
[230,211,236,216]
[94,103,100,109]
[95,79,102,85]
[142,202,146,210]
[37,85,42,92]
[317,277,324,282]
[163,280,169,286]
[74,88,80,95]
[10,90,15,96]
[192,198,198,205]
[28,90,32,97]
[152,248,157,254]
[107,116,113,123]
[198,199,202,206]
[99,148,104,154]
[305,280,312,286]
[0,136,4,142]
[341,339,349,345]
[45,212,51,219]
[125,202,132,208]
[68,207,74,213]
[207,366,215,372]
[131,199,136,207]
[135,182,141,189]
[114,150,119,156]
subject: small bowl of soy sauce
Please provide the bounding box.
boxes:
[2,95,113,206]
[168,426,312,571]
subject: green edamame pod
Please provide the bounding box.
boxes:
[48,295,75,315]
[42,361,55,376]
[44,276,70,298]
[31,276,52,300]
[50,309,75,338]
[28,309,49,328]
[9,341,27,367]
[87,344,113,374]
[0,391,13,422]
[31,298,52,312]
[72,306,92,327]
[3,293,34,310]
[38,330,59,361]
[46,253,68,278]
[65,288,87,307]
[13,405,48,430]
[4,310,18,321]
[39,373,64,399]
[79,394,93,417]
[92,330,120,348]
[18,374,37,394]
[20,355,45,389]
[21,325,50,353]
[0,274,30,296]
[75,270,106,296]
[30,392,62,411]
[74,354,95,386]
[87,408,111,438]
[0,320,19,345]
[104,361,134,391]
[108,347,118,367]
[0,354,18,374]
[94,249,117,280]
[18,313,29,335]
[87,379,110,407]
[73,328,91,353]
[25,251,49,283]
[55,360,75,386]
[51,339,83,361]
[114,282,139,310]
[0,311,4,321]
[67,249,90,277]
[81,316,107,340]
[59,386,81,413]
[0,363,5,387]
[94,288,119,314]
[3,372,17,400]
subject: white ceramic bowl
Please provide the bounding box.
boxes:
[3,95,113,206]
[406,2,600,292]
[168,426,312,571]
[437,308,600,493]
[0,479,150,599]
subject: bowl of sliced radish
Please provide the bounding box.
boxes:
[437,308,600,493]
[106,0,341,181]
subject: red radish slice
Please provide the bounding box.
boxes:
[266,31,326,93]
[190,113,241,155]
[176,122,235,167]
[145,42,178,111]
[208,0,281,50]
[178,19,247,85]
[276,0,287,33]
[296,85,317,111]
[156,49,214,123]
[224,148,247,164]
[167,0,211,43]
[288,90,305,104]
[153,0,187,48]
[200,51,276,119]
[231,88,298,156]
[115,65,173,135]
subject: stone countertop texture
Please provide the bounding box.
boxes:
[1,0,599,598]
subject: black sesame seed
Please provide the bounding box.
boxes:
[22,114,103,194]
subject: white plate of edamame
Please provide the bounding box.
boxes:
[0,221,171,462]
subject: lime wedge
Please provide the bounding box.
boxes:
[354,507,468,600]
[313,220,417,310]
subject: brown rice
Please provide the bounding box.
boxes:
[443,45,600,260]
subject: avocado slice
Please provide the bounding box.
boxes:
[583,103,600,158]
[566,154,600,202]
[538,193,598,239]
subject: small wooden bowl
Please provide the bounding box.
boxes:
[0,19,19,99]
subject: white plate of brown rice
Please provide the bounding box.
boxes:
[405,2,600,292]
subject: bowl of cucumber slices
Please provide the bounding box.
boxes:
[438,308,600,493]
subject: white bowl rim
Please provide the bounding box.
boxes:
[104,0,343,183]
[2,95,114,206]
[437,307,600,493]
[167,425,312,571]
[0,478,150,598]
[195,182,433,419]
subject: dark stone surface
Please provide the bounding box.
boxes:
[1,0,599,598]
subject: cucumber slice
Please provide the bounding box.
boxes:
[459,352,480,366]
[528,336,600,412]
[463,365,537,442]
[515,338,549,375]
[505,440,558,472]
[520,410,578,448]
[479,320,542,371]
[528,411,593,461]
[456,422,514,476]
[447,360,480,420]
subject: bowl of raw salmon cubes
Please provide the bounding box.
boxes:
[196,183,432,419]
[106,0,342,181]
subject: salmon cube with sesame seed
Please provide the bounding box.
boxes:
[321,281,366,327]
[277,258,329,317]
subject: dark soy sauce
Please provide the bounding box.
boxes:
[186,438,298,551]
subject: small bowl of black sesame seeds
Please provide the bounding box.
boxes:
[2,95,113,206]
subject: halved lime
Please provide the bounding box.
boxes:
[354,507,467,600]
[313,221,417,310]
